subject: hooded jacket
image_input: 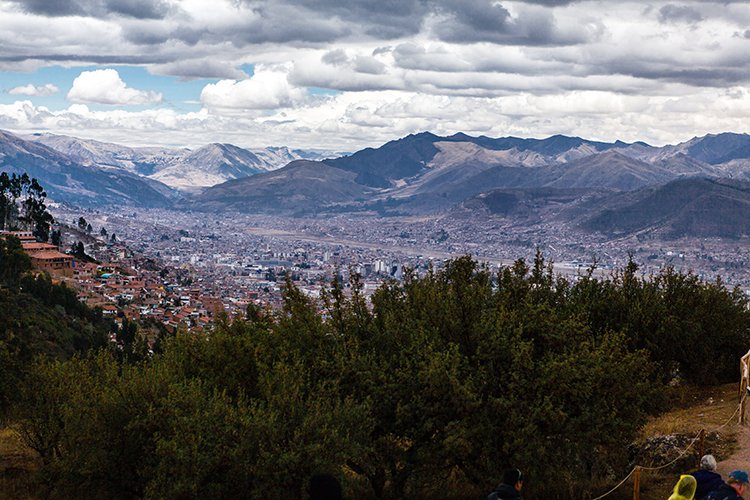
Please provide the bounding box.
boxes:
[692,469,724,499]
[486,483,523,500]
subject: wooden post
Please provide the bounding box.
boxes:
[633,466,641,500]
[698,429,706,465]
[740,350,750,425]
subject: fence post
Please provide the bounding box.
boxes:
[633,466,641,500]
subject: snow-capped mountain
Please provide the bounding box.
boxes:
[1,130,175,207]
[25,133,187,176]
[24,133,332,190]
[150,143,267,190]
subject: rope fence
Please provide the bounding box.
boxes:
[591,394,746,500]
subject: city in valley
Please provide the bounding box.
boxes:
[33,204,750,339]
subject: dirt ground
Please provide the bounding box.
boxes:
[593,383,744,500]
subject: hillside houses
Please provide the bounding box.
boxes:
[3,229,251,336]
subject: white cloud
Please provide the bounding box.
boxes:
[67,69,163,105]
[8,83,59,96]
[4,1,750,150]
[200,66,306,110]
[6,82,750,152]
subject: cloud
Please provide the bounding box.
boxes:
[429,0,587,46]
[200,66,306,110]
[522,0,579,4]
[67,69,163,105]
[321,49,349,66]
[149,59,248,80]
[238,0,429,40]
[8,83,59,96]
[291,54,403,92]
[7,0,173,19]
[658,4,704,23]
[5,0,750,151]
[6,80,750,153]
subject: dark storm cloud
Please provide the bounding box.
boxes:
[432,0,585,46]
[234,0,429,40]
[518,0,579,5]
[658,4,704,23]
[107,0,171,18]
[293,0,429,38]
[7,0,584,52]
[606,59,750,87]
[8,0,173,19]
[121,24,206,46]
[437,0,512,36]
[227,0,577,46]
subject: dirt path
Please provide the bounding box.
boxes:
[717,421,750,477]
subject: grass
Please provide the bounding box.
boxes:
[0,427,40,499]
[642,383,740,436]
[593,383,742,500]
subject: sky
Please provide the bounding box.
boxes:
[1,0,750,151]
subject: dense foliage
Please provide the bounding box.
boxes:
[0,236,112,418]
[7,253,750,498]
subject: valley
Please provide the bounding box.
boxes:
[62,205,750,297]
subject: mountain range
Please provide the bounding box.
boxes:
[5,128,750,239]
[25,133,332,191]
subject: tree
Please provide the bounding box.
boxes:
[100,227,108,238]
[20,177,54,242]
[50,229,61,246]
[0,235,31,284]
[77,217,87,232]
[0,174,53,240]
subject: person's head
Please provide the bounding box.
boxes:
[502,468,524,492]
[308,473,342,500]
[700,454,717,471]
[671,474,697,500]
[728,470,750,495]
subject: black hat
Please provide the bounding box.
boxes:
[502,468,523,485]
[309,473,342,500]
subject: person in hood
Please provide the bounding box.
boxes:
[487,468,524,500]
[692,454,724,499]
[669,474,697,500]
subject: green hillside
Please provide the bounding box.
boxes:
[0,235,113,417]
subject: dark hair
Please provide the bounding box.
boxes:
[308,473,342,500]
[502,468,523,485]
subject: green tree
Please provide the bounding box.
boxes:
[50,229,61,246]
[20,177,53,242]
[0,235,31,285]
